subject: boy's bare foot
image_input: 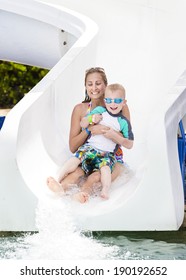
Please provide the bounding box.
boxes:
[72,191,89,203]
[47,176,65,195]
[100,187,109,200]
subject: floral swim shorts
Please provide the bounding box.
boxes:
[75,145,116,174]
[114,144,124,164]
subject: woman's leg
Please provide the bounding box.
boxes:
[111,162,123,181]
[81,171,101,194]
[58,157,81,182]
[47,161,84,194]
[46,177,65,195]
[59,166,85,191]
[72,171,100,203]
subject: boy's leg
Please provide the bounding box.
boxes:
[100,165,111,199]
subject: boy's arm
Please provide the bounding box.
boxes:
[80,114,103,128]
[80,106,105,128]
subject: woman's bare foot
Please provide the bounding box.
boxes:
[47,176,65,195]
[72,191,89,203]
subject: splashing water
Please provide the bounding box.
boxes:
[5,198,119,260]
[1,196,186,260]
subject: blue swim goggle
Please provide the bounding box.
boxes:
[104,98,124,104]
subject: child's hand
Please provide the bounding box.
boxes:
[92,114,103,124]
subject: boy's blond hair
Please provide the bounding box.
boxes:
[106,83,125,98]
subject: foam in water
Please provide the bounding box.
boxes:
[14,198,119,260]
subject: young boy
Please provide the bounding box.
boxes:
[47,83,134,200]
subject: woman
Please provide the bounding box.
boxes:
[47,67,131,202]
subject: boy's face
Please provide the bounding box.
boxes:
[104,89,126,115]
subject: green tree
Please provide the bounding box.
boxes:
[0,61,48,108]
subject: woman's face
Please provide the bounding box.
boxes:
[85,73,106,100]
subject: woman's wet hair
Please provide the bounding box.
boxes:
[82,67,108,103]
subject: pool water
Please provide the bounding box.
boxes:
[0,200,186,260]
[1,230,186,260]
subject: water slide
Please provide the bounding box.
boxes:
[0,0,186,231]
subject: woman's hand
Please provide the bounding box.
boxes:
[89,124,109,136]
[102,127,133,149]
[102,127,122,142]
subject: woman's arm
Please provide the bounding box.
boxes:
[102,128,133,149]
[69,104,90,153]
[80,116,90,128]
[122,103,130,121]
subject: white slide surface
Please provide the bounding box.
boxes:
[0,0,186,231]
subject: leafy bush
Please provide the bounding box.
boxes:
[0,61,49,108]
